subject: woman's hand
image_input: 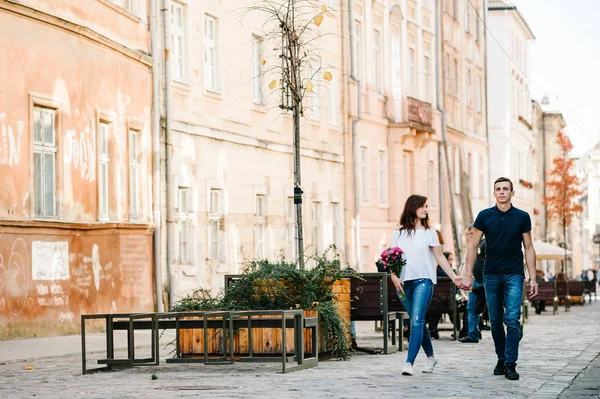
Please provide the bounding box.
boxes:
[390,273,404,291]
[452,275,464,288]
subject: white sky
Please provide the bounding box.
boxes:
[508,0,600,156]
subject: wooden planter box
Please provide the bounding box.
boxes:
[178,279,351,357]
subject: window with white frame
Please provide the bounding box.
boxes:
[124,0,135,14]
[255,194,267,259]
[377,150,388,204]
[171,2,185,81]
[252,35,264,104]
[403,151,414,196]
[128,130,139,219]
[328,69,339,125]
[479,155,485,198]
[331,202,340,250]
[309,62,321,121]
[373,28,383,93]
[178,187,192,264]
[453,58,459,96]
[454,0,459,21]
[444,53,450,93]
[208,189,224,262]
[312,201,323,254]
[33,106,56,217]
[466,69,472,106]
[360,146,369,202]
[465,2,470,33]
[391,33,401,114]
[477,75,483,112]
[467,152,473,195]
[204,15,219,91]
[286,197,296,259]
[360,245,369,271]
[353,19,363,79]
[408,33,417,97]
[424,55,432,103]
[454,146,461,194]
[98,122,109,220]
[428,160,436,207]
[475,8,480,42]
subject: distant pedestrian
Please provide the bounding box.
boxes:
[389,194,462,376]
[461,177,538,381]
[459,225,487,343]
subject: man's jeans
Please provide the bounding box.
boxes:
[483,273,524,366]
[398,278,434,364]
[466,280,484,340]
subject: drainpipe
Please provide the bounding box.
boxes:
[162,0,175,309]
[150,0,164,312]
[348,0,362,270]
[435,0,461,261]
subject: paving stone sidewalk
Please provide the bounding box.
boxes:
[1,300,599,398]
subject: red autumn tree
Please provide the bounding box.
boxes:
[543,130,583,276]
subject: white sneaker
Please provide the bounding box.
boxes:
[422,357,439,373]
[401,362,414,376]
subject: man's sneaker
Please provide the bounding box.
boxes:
[493,360,507,375]
[458,336,479,343]
[422,357,439,373]
[505,364,520,380]
[401,362,414,376]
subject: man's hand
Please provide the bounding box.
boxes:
[461,275,473,291]
[528,279,538,299]
[452,275,463,288]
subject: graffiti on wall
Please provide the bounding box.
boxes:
[32,241,69,281]
[0,113,24,166]
[0,238,31,316]
[64,126,96,182]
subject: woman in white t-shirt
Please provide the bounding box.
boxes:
[390,194,462,376]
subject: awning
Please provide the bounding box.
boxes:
[533,240,572,260]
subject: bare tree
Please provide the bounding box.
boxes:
[240,0,333,269]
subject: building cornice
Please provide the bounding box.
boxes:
[0,0,152,67]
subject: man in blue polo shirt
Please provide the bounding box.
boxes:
[462,177,538,381]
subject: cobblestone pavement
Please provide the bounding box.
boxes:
[1,300,599,399]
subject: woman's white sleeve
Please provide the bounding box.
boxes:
[427,229,440,247]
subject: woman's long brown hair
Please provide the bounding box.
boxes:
[398,194,430,235]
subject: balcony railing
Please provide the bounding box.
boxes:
[386,95,433,128]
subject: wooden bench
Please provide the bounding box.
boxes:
[81,310,318,375]
[349,273,404,354]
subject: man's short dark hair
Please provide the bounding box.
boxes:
[494,177,513,191]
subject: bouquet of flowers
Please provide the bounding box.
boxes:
[376,247,407,301]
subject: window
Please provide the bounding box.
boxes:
[428,160,436,207]
[378,150,388,204]
[331,202,340,250]
[453,58,459,96]
[178,187,191,264]
[479,155,485,198]
[403,151,414,196]
[98,122,109,220]
[286,197,296,259]
[328,70,339,125]
[360,246,369,272]
[466,69,472,106]
[312,202,323,254]
[465,2,470,33]
[309,62,321,121]
[454,147,461,194]
[444,53,450,93]
[360,146,369,202]
[208,189,224,262]
[128,130,139,219]
[204,15,219,91]
[467,152,473,195]
[255,195,267,258]
[475,8,480,42]
[477,75,483,112]
[454,0,459,20]
[373,29,383,93]
[124,0,135,14]
[424,55,432,102]
[391,33,402,117]
[33,106,56,217]
[252,36,264,104]
[353,19,362,79]
[171,2,185,81]
[409,48,417,97]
